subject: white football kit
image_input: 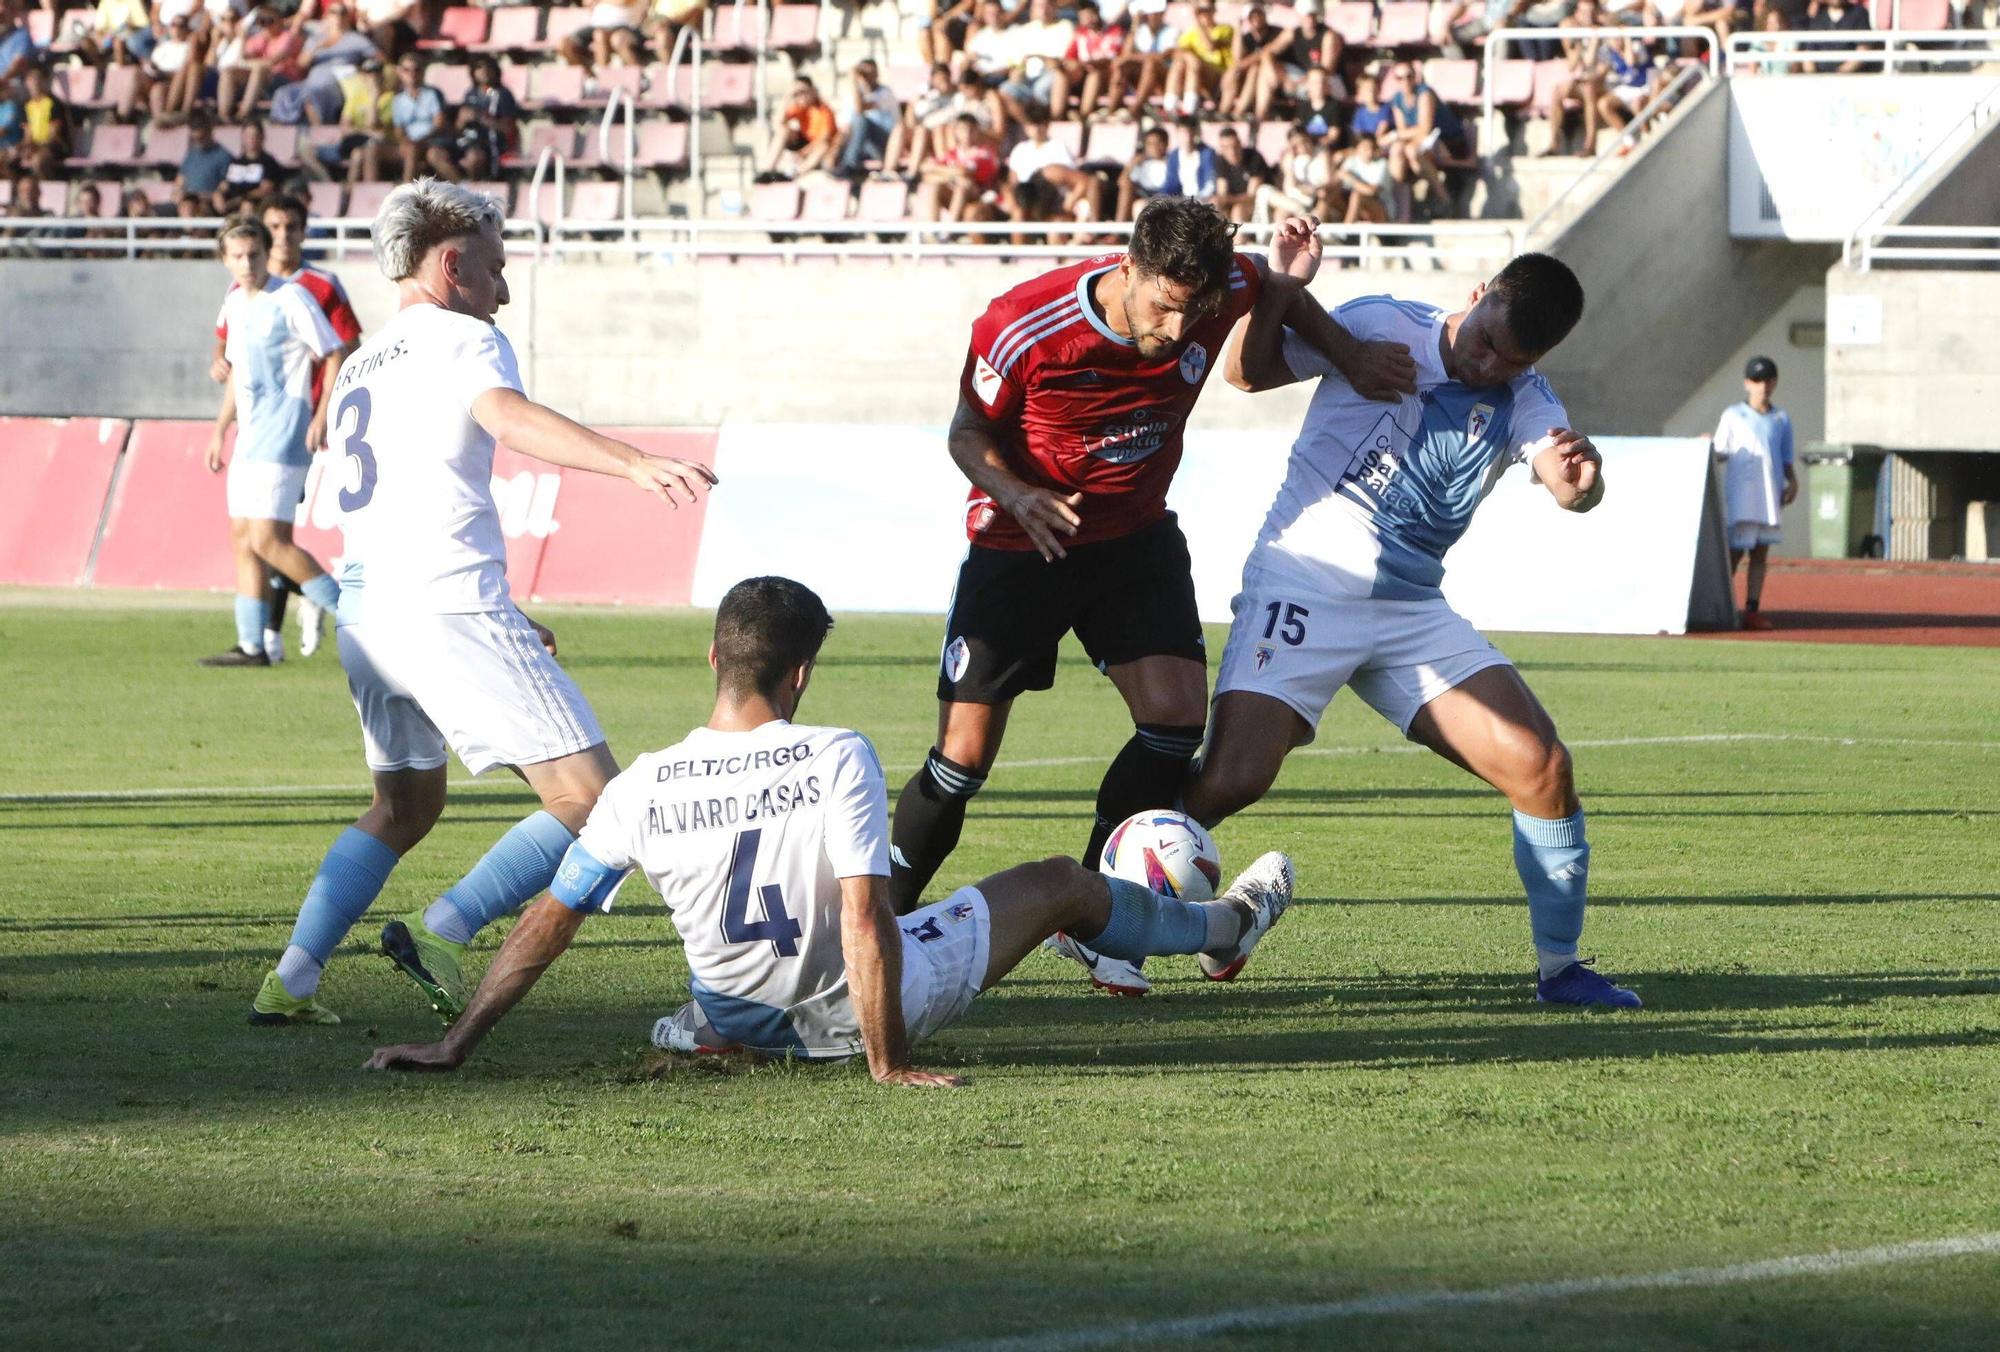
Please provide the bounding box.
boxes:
[325,303,604,775]
[1712,401,1793,550]
[551,720,992,1058]
[1214,295,1569,734]
[218,276,340,522]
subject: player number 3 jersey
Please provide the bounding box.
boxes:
[551,721,891,1058]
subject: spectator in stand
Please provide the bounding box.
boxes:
[1683,0,1748,42]
[1276,0,1344,114]
[1596,35,1656,141]
[0,78,18,159]
[920,110,999,223]
[1004,101,1100,238]
[882,61,955,178]
[1164,2,1232,116]
[120,185,154,217]
[573,0,647,69]
[1112,121,1168,219]
[354,0,419,61]
[914,0,975,68]
[215,117,284,212]
[1062,0,1123,121]
[177,109,235,202]
[1385,58,1469,215]
[0,1,39,87]
[216,6,307,123]
[1104,0,1177,120]
[1221,4,1288,121]
[8,63,67,180]
[961,0,1015,86]
[1210,123,1269,223]
[1805,0,1870,72]
[834,57,901,180]
[764,75,836,177]
[645,0,708,68]
[1253,122,1335,221]
[388,50,444,181]
[306,51,390,184]
[1163,114,1217,199]
[145,13,204,121]
[998,0,1074,123]
[71,0,156,69]
[463,52,519,155]
[1296,64,1346,140]
[1336,125,1393,224]
[6,165,39,216]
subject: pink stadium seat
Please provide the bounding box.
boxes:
[462,180,509,207]
[1867,0,1894,25]
[76,64,136,112]
[1897,0,1950,26]
[70,122,138,170]
[1529,58,1571,116]
[634,119,689,167]
[709,4,769,52]
[1490,59,1534,107]
[586,66,645,102]
[566,181,624,221]
[1373,3,1430,48]
[26,8,52,44]
[768,5,820,52]
[37,180,69,215]
[517,180,564,223]
[306,181,345,218]
[423,6,491,50]
[51,66,96,105]
[501,62,532,104]
[139,180,180,207]
[431,64,473,105]
[857,177,910,221]
[750,181,802,221]
[705,62,756,112]
[476,6,542,50]
[1327,1,1373,45]
[263,123,299,164]
[1254,120,1290,164]
[145,125,190,168]
[348,182,394,220]
[1049,120,1085,159]
[801,177,850,222]
[532,64,588,108]
[214,126,244,155]
[884,64,931,102]
[1083,121,1136,164]
[1423,58,1478,105]
[543,7,595,50]
[505,123,579,168]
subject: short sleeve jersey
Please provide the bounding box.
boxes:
[1261,295,1568,601]
[219,276,340,467]
[324,303,526,617]
[1712,401,1793,528]
[551,721,891,1059]
[218,263,363,406]
[958,251,1262,549]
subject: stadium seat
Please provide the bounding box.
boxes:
[501,62,532,104]
[139,180,179,207]
[531,64,588,109]
[634,119,689,168]
[422,6,491,50]
[1049,120,1085,160]
[264,124,300,164]
[704,63,757,113]
[1083,120,1136,165]
[68,123,138,170]
[1327,1,1374,45]
[856,177,910,221]
[884,64,931,102]
[1490,59,1534,107]
[709,4,769,52]
[26,8,51,44]
[75,64,136,112]
[431,64,473,105]
[801,177,850,223]
[476,5,542,51]
[566,181,625,222]
[1373,3,1430,47]
[750,181,802,221]
[306,182,345,218]
[517,179,565,224]
[1254,120,1290,165]
[51,66,96,105]
[143,125,190,169]
[214,126,243,155]
[463,180,510,207]
[347,182,394,220]
[1529,58,1571,116]
[1867,0,1894,26]
[1267,4,1300,27]
[586,66,646,103]
[1898,0,1950,26]
[543,6,595,50]
[1164,3,1196,31]
[768,5,821,53]
[1423,58,1478,105]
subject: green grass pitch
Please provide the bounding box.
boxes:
[1,593,1996,1350]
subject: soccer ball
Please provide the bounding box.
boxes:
[1099,810,1223,902]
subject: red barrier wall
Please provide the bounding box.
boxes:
[526,429,719,605]
[90,420,231,590]
[0,417,130,586]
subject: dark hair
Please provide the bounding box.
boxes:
[713,577,834,698]
[262,192,308,229]
[1021,100,1050,127]
[1175,114,1201,134]
[1129,197,1235,302]
[1486,252,1585,356]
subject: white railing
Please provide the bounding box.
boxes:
[1481,25,1721,147]
[667,25,705,191]
[1847,225,2000,269]
[526,141,567,239]
[0,214,543,260]
[1525,60,1708,242]
[1842,80,2000,270]
[1727,30,2000,77]
[600,86,637,226]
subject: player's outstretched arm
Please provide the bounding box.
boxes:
[840,875,966,1088]
[471,387,719,508]
[1225,270,1309,393]
[1532,429,1606,513]
[365,895,588,1072]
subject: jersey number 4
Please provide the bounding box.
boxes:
[333,387,378,512]
[722,827,803,958]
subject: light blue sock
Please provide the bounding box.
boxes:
[1514,808,1589,978]
[1085,876,1228,962]
[423,810,577,944]
[299,574,340,609]
[278,827,401,996]
[233,594,268,652]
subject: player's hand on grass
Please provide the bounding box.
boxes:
[364,1041,465,1072]
[998,484,1084,562]
[1270,214,1323,283]
[875,1066,968,1089]
[204,431,226,473]
[1337,339,1417,402]
[628,453,718,509]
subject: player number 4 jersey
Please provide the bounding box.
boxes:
[1261,295,1568,601]
[552,721,891,1058]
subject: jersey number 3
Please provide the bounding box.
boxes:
[333,388,377,512]
[722,827,803,958]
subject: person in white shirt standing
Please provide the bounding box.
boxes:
[365,576,1294,1079]
[249,179,718,1028]
[200,217,344,669]
[1711,355,1795,631]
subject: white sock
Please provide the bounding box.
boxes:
[276,944,322,999]
[1198,900,1251,954]
[1538,948,1577,980]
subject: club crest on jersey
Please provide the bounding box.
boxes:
[1178,342,1208,385]
[1085,410,1170,464]
[944,636,971,683]
[972,355,1004,407]
[1468,403,1496,441]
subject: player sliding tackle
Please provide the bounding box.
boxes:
[1188,245,1642,1009]
[366,577,1295,1080]
[250,179,717,1026]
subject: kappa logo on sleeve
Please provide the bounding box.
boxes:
[972,355,1004,406]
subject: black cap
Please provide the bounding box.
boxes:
[1744,355,1777,382]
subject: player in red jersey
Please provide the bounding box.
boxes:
[211,193,363,660]
[888,198,1417,995]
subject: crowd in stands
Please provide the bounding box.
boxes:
[0,0,1978,238]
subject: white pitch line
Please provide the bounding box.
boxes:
[924,1231,2000,1352]
[0,780,513,804]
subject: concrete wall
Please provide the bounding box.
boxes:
[1826,268,2000,452]
[1893,105,2000,231]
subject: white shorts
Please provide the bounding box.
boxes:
[226,458,308,523]
[336,608,606,776]
[1729,522,1781,550]
[1213,570,1512,736]
[898,886,992,1044]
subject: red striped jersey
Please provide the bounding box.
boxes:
[956,250,1262,550]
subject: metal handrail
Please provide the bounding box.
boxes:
[1842,80,2000,270]
[667,25,705,196]
[526,143,567,253]
[1849,225,2000,269]
[1726,30,2000,77]
[599,86,638,228]
[1525,60,1707,243]
[0,214,543,259]
[1481,25,1721,148]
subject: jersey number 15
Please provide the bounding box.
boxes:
[722,827,804,958]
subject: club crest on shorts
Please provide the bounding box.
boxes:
[1179,342,1209,385]
[1254,643,1276,672]
[944,636,971,683]
[947,900,975,921]
[1468,403,1495,440]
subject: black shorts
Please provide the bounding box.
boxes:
[937,514,1204,705]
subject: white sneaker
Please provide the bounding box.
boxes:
[298,597,325,657]
[1044,932,1151,997]
[262,628,286,664]
[651,1001,742,1054]
[1198,851,1294,983]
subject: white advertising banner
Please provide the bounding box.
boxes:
[1728,75,1993,241]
